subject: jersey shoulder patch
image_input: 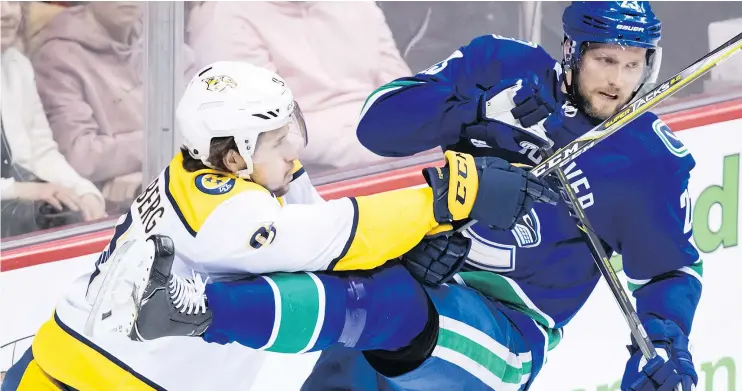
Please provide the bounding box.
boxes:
[605,112,696,175]
[165,153,270,236]
[195,173,236,195]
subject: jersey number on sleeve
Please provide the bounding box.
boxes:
[420,50,464,76]
[680,188,693,234]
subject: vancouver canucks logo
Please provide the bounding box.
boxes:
[462,209,542,272]
[202,75,237,92]
[652,119,689,157]
[511,209,541,248]
[195,173,235,195]
[562,101,578,118]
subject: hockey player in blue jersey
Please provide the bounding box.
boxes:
[297,2,700,390]
[305,2,699,390]
[87,2,700,391]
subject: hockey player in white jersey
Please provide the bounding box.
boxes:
[1,61,558,391]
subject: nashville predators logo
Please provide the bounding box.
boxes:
[195,173,235,195]
[249,223,277,249]
[202,75,237,92]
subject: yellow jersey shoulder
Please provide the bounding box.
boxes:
[165,153,270,236]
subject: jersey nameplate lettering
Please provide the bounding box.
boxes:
[135,179,165,234]
[519,144,595,211]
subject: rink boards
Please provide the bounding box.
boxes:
[2,100,742,391]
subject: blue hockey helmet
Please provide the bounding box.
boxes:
[562,1,662,94]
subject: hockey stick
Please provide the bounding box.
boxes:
[548,156,658,360]
[533,32,742,361]
[531,31,742,179]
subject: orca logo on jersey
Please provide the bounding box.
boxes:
[562,101,578,118]
[249,223,277,249]
[511,209,541,248]
[195,173,236,195]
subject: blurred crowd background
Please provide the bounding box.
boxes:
[1,1,741,243]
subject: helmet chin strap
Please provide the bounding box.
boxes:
[198,150,254,179]
[235,154,253,179]
[236,140,255,179]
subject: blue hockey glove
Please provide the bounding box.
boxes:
[422,151,559,231]
[621,319,698,391]
[402,231,471,286]
[463,70,559,152]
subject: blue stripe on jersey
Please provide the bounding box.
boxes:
[203,276,275,348]
[87,212,134,292]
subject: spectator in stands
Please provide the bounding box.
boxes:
[187,1,412,174]
[1,0,106,238]
[30,1,145,205]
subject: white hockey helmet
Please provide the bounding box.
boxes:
[177,61,307,177]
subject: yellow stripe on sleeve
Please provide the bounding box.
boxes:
[329,187,440,271]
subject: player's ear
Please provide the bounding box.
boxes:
[222,149,246,174]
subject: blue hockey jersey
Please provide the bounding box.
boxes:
[357,34,702,339]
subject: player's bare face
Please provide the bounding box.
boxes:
[577,44,647,120]
[251,125,301,197]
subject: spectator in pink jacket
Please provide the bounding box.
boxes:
[1,1,106,238]
[30,2,145,204]
[187,1,412,174]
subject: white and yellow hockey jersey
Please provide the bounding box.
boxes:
[29,153,445,391]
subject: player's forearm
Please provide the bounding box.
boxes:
[327,187,442,271]
[235,187,442,274]
[357,77,482,157]
[202,265,430,354]
[633,270,702,335]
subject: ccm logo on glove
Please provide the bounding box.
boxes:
[448,152,478,221]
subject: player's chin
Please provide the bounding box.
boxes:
[271,182,291,197]
[587,97,625,120]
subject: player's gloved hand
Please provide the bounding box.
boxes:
[463,70,559,152]
[422,150,560,231]
[621,319,697,391]
[401,231,471,286]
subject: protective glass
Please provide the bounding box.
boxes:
[251,101,308,165]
